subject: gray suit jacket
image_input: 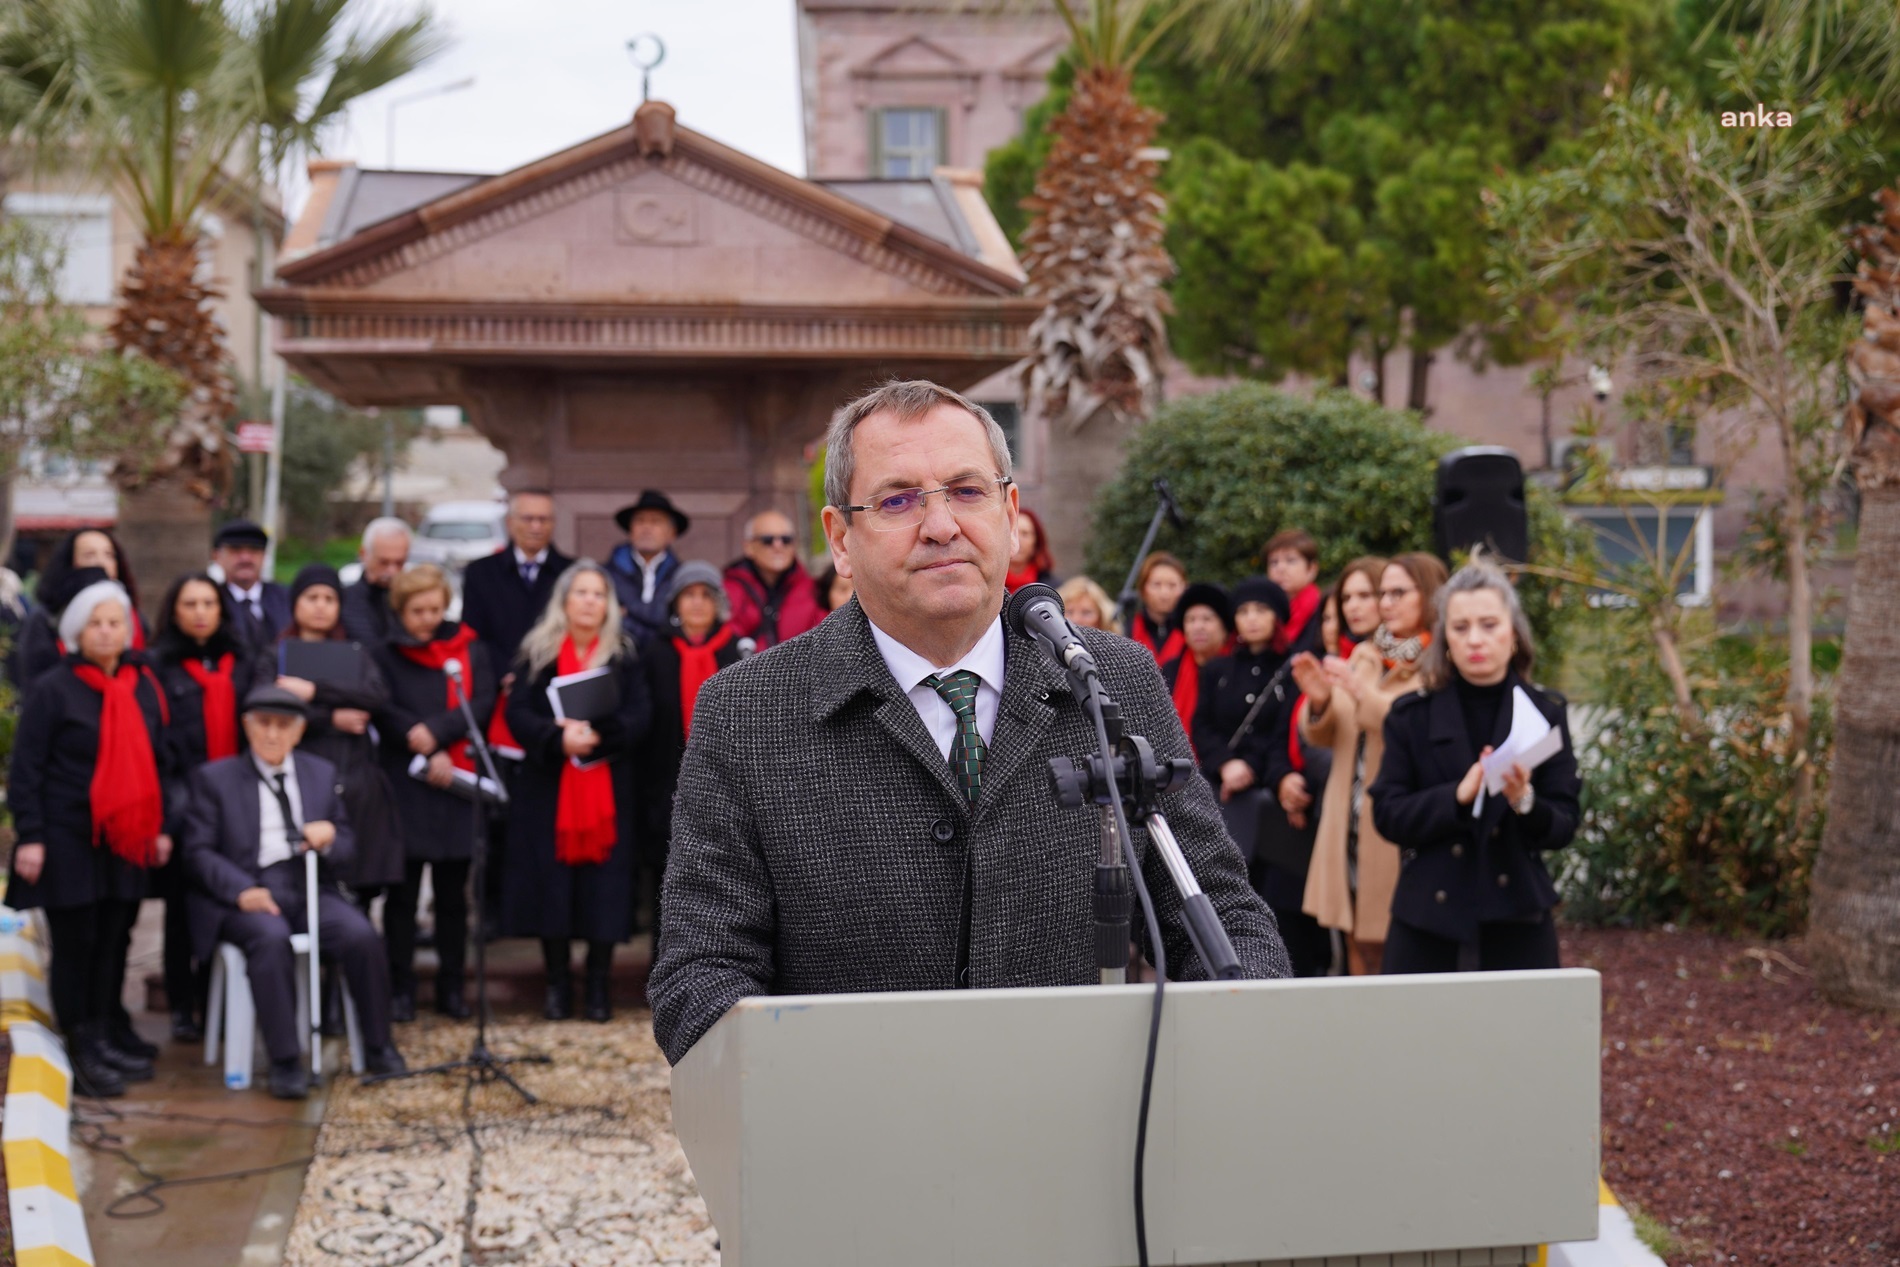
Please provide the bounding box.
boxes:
[648,598,1290,1064]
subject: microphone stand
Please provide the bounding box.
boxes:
[1115,478,1182,635]
[364,666,549,1103]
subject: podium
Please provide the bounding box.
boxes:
[672,970,1601,1266]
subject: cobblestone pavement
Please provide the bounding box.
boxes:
[285,1011,716,1266]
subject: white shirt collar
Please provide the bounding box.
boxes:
[635,550,666,575]
[514,546,549,567]
[229,581,262,603]
[252,753,293,782]
[868,614,1006,697]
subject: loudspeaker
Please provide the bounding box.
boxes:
[1434,447,1529,564]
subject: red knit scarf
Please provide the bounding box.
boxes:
[1132,611,1185,665]
[553,637,617,867]
[396,624,479,771]
[674,624,736,741]
[1004,564,1041,594]
[1167,639,1232,754]
[181,652,239,760]
[1274,583,1322,654]
[70,663,164,866]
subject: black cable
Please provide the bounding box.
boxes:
[1085,673,1166,1267]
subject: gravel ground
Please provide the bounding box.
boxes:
[1564,927,1900,1265]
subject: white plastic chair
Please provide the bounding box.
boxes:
[204,851,364,1089]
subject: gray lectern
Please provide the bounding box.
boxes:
[672,970,1600,1267]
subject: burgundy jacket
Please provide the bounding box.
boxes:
[722,559,826,651]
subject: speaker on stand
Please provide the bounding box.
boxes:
[1434,446,1530,565]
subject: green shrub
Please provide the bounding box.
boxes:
[1558,619,1831,937]
[1083,383,1594,674]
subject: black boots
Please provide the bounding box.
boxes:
[70,1023,128,1098]
[267,1056,309,1100]
[542,940,573,1021]
[434,976,470,1020]
[109,1015,160,1061]
[583,942,613,1023]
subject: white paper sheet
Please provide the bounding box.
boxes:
[1474,686,1565,815]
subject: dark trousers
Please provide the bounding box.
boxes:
[214,864,394,1063]
[44,900,137,1032]
[385,858,469,996]
[1382,912,1560,975]
[1269,903,1334,978]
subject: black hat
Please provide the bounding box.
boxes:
[48,565,114,615]
[213,519,270,550]
[242,684,306,719]
[290,563,343,607]
[614,489,690,536]
[1176,581,1234,634]
[1229,576,1291,626]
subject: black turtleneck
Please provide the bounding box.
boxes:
[1454,672,1510,749]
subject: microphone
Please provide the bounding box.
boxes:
[1153,477,1185,531]
[1006,582,1097,676]
[443,658,464,685]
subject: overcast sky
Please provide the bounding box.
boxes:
[320,0,804,210]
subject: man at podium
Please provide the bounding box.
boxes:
[649,381,1290,1062]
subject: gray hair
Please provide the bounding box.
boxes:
[1419,555,1537,692]
[516,560,631,678]
[59,579,132,649]
[823,380,1013,514]
[360,516,412,553]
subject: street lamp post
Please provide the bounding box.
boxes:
[385,76,476,167]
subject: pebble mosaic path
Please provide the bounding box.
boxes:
[284,1012,717,1266]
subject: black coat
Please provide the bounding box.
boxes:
[179,751,354,963]
[501,652,653,940]
[340,580,395,646]
[1369,672,1581,943]
[250,643,406,890]
[637,625,746,868]
[3,656,169,910]
[152,639,258,837]
[460,546,573,675]
[225,580,293,649]
[369,625,497,863]
[1191,644,1291,786]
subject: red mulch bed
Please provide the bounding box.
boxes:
[1563,927,1900,1265]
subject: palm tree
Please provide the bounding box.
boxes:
[0,0,441,583]
[1807,186,1900,1010]
[1005,0,1309,434]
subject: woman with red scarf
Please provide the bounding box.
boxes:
[370,564,497,1021]
[7,528,149,689]
[637,562,750,950]
[1003,506,1057,594]
[1129,552,1187,662]
[503,562,652,1022]
[5,580,171,1098]
[151,572,255,1041]
[1158,582,1234,746]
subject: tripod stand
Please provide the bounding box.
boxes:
[364,660,549,1103]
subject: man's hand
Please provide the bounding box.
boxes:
[331,708,371,735]
[1456,745,1493,806]
[11,843,44,885]
[407,723,437,754]
[276,675,317,703]
[425,751,456,789]
[560,719,600,759]
[238,886,280,916]
[1218,758,1255,801]
[302,820,336,853]
[152,834,173,867]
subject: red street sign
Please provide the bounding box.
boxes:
[236,421,274,454]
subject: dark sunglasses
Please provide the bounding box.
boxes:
[752,534,796,546]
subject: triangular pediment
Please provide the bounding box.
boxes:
[275,110,1018,303]
[853,35,970,78]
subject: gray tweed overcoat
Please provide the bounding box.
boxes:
[648,597,1291,1064]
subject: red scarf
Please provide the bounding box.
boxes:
[396,624,479,771]
[70,663,164,866]
[1132,611,1185,665]
[1274,584,1322,654]
[674,624,736,741]
[1169,640,1230,754]
[1004,564,1041,594]
[553,637,617,867]
[181,653,239,761]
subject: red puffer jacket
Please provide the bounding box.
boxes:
[722,559,827,651]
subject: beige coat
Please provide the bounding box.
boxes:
[1298,640,1422,944]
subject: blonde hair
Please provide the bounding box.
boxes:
[1057,575,1122,635]
[388,563,451,614]
[517,560,631,677]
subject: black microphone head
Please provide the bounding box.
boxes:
[1006,582,1065,637]
[1154,477,1186,530]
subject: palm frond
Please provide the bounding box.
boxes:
[305,11,448,140]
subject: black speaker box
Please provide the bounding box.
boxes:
[1434,447,1529,564]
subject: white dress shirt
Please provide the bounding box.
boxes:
[514,546,549,585]
[635,551,667,603]
[228,581,264,620]
[868,616,1006,761]
[254,755,303,871]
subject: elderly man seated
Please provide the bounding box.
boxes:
[182,685,406,1098]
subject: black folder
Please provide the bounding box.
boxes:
[279,640,367,689]
[548,667,618,723]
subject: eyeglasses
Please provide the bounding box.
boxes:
[751,534,795,547]
[838,476,1013,531]
[1379,586,1417,601]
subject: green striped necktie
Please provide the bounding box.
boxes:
[924,670,986,806]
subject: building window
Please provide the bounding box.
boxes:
[2,193,114,306]
[871,108,946,178]
[979,400,1021,461]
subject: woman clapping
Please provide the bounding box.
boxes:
[503,562,652,1022]
[5,581,170,1096]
